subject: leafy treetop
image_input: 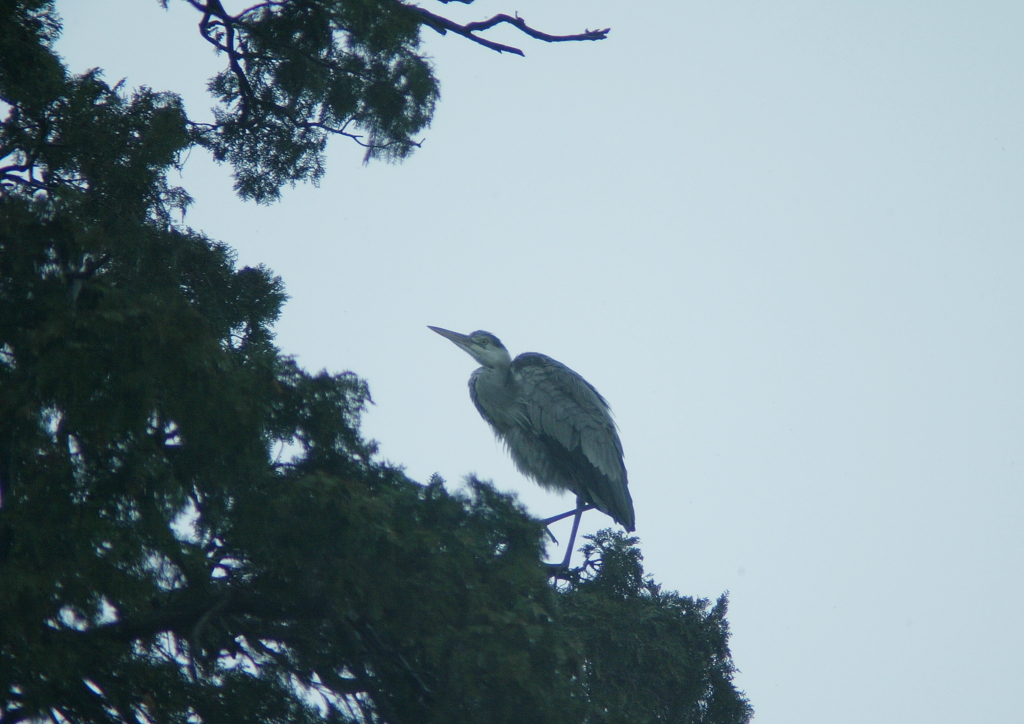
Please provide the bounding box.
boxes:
[74,0,605,203]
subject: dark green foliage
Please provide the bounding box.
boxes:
[1,3,750,724]
[560,532,753,724]
[176,0,608,202]
[198,0,439,201]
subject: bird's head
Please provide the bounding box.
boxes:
[428,326,512,369]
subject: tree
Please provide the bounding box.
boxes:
[0,2,752,723]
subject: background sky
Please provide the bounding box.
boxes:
[56,2,1023,722]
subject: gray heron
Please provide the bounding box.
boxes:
[428,326,634,568]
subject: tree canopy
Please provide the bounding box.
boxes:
[0,2,752,723]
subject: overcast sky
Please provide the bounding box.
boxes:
[56,2,1024,722]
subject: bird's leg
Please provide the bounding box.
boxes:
[542,497,590,572]
[541,503,594,547]
[558,503,585,569]
[540,504,594,526]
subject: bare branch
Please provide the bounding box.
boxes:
[411,7,609,56]
[0,170,48,193]
[81,588,233,643]
[193,0,257,123]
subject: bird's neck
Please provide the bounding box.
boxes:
[472,364,517,427]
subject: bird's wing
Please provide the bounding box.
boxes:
[510,353,626,485]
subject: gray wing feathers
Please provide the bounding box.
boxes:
[511,354,634,529]
[514,354,625,479]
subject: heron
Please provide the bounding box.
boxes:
[429,326,634,569]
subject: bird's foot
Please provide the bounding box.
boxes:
[544,561,570,579]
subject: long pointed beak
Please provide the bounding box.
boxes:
[428,325,473,348]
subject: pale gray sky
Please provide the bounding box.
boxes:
[57,2,1024,722]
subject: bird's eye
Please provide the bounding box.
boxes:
[478,338,489,346]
